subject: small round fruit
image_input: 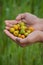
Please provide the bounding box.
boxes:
[19,22,25,26]
[25,27,29,31]
[13,31,19,36]
[21,26,27,30]
[18,34,21,38]
[17,24,21,30]
[27,30,31,34]
[20,35,25,39]
[29,26,34,32]
[24,33,28,37]
[17,24,20,26]
[9,28,15,33]
[13,25,19,30]
[20,29,25,34]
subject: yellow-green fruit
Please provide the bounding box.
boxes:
[20,29,25,34]
[17,24,21,30]
[19,22,25,26]
[21,26,26,30]
[25,27,28,32]
[13,31,19,36]
[27,30,31,34]
[13,25,19,30]
[9,28,15,33]
[18,34,21,38]
[16,24,20,27]
[24,33,28,36]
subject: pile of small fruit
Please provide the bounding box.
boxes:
[9,22,34,39]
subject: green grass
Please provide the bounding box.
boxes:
[0,0,43,65]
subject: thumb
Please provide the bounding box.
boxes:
[16,38,28,47]
[16,14,25,21]
[21,19,27,24]
[16,38,23,44]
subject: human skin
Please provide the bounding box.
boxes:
[4,13,43,47]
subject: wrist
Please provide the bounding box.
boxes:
[36,18,43,31]
[34,17,41,24]
[39,31,43,42]
[38,18,43,24]
[37,31,41,42]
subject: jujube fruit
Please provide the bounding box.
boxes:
[24,33,28,37]
[18,34,21,38]
[29,26,34,32]
[20,35,25,39]
[19,22,25,26]
[20,29,25,34]
[9,22,34,39]
[27,30,31,34]
[13,25,19,30]
[9,28,15,33]
[21,26,27,30]
[13,31,19,36]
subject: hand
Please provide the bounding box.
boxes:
[5,13,42,31]
[4,13,42,47]
[16,13,39,24]
[15,31,41,47]
[4,20,41,47]
[16,13,42,31]
[4,29,41,47]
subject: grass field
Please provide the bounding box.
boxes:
[0,0,43,65]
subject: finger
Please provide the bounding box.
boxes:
[5,20,18,25]
[16,13,25,21]
[4,30,17,41]
[21,19,27,23]
[16,38,25,47]
[21,19,30,27]
[27,31,40,43]
[5,26,10,30]
[5,22,13,27]
[32,24,43,31]
[16,37,28,46]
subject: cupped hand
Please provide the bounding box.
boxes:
[16,13,42,31]
[4,13,42,47]
[5,13,42,31]
[4,20,41,47]
[4,29,41,47]
[16,13,39,25]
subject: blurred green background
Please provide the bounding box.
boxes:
[0,0,43,65]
